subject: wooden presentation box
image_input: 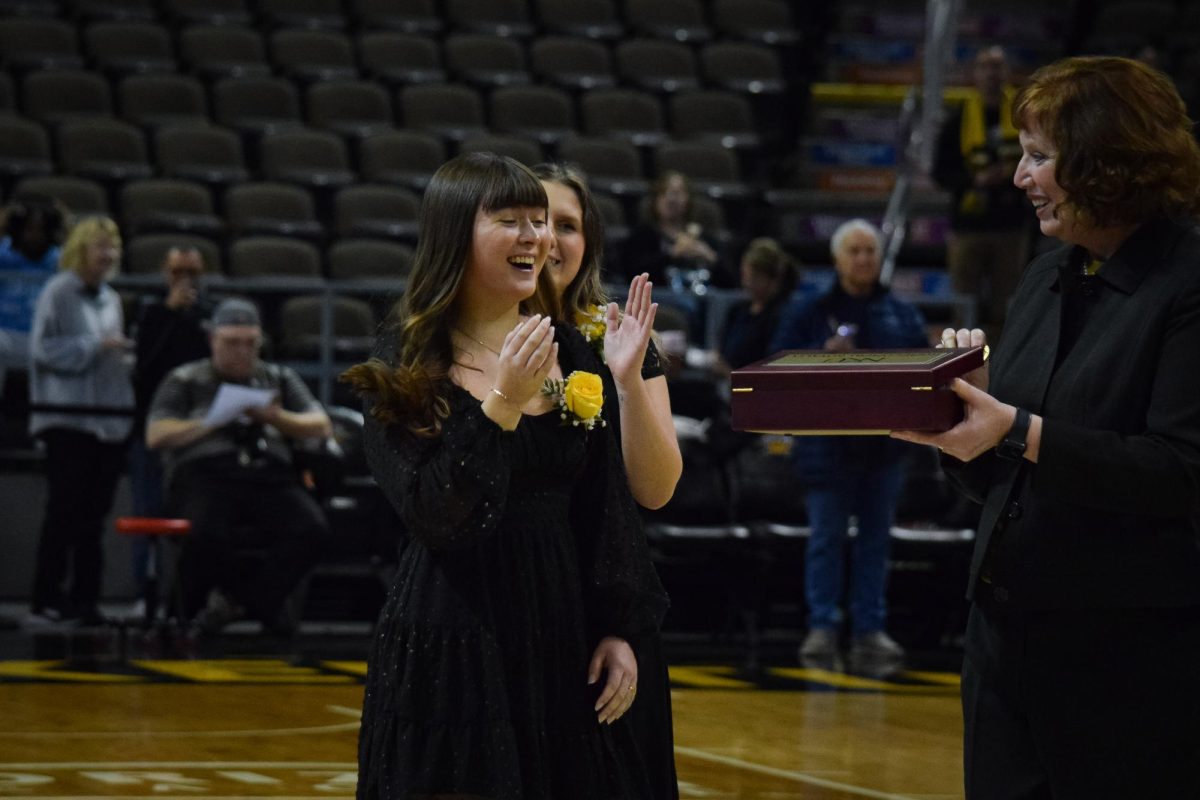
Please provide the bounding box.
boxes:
[730,347,986,435]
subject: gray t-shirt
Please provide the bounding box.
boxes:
[148,357,320,486]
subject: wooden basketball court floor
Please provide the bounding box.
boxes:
[0,648,966,800]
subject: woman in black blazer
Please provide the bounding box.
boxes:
[895,57,1200,799]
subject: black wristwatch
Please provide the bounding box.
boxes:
[996,408,1031,461]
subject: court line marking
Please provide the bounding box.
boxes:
[0,757,947,800]
[0,762,357,769]
[324,705,362,719]
[768,667,958,694]
[674,746,921,800]
[0,706,363,739]
[0,722,360,738]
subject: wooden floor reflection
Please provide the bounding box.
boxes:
[0,664,964,799]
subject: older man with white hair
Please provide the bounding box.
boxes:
[770,218,930,663]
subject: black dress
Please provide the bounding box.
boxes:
[601,340,679,800]
[357,325,670,799]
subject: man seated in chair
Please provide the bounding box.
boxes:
[146,298,333,636]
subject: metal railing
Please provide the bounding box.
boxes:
[880,0,963,287]
[4,264,975,408]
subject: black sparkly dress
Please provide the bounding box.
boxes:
[600,340,679,800]
[356,325,670,800]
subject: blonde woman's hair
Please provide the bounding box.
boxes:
[58,216,121,275]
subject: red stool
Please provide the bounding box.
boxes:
[115,517,191,627]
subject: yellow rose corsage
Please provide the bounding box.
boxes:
[573,304,607,358]
[542,370,606,431]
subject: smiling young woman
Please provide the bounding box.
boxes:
[342,153,672,799]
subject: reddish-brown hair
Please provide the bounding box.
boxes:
[1013,56,1200,229]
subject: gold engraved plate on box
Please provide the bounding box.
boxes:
[764,351,949,367]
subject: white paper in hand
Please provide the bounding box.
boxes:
[202,383,276,428]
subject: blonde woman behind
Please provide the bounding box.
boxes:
[27,215,132,626]
[533,161,682,799]
[532,161,682,511]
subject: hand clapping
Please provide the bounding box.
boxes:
[604,273,658,386]
[493,314,558,409]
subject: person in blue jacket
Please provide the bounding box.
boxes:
[0,197,64,382]
[770,218,929,662]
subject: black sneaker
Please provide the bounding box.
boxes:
[260,595,299,638]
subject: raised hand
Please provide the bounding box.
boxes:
[494,314,558,408]
[165,280,199,310]
[604,273,658,386]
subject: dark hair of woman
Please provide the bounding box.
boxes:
[742,237,798,300]
[648,169,693,224]
[4,195,65,259]
[341,152,549,436]
[529,161,609,320]
[1013,55,1200,229]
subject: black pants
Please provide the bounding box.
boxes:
[962,601,1200,800]
[172,469,330,624]
[32,428,127,615]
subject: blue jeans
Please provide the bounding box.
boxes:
[804,460,904,634]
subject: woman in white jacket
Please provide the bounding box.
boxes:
[28,215,133,626]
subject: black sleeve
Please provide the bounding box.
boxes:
[133,303,169,396]
[571,403,669,642]
[940,451,997,506]
[363,398,515,552]
[1033,283,1200,518]
[640,339,664,381]
[563,325,669,641]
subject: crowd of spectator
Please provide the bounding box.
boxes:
[4,199,338,636]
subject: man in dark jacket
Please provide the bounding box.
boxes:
[127,246,213,612]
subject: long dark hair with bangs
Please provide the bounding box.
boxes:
[341,152,550,436]
[528,162,609,322]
